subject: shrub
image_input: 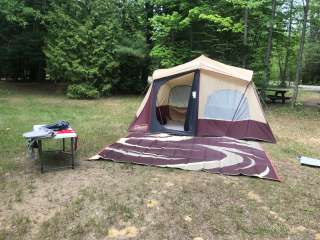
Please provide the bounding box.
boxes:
[100,83,112,97]
[67,84,100,99]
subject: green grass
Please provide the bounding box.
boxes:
[0,82,320,240]
[0,82,140,173]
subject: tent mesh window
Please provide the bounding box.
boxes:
[204,89,250,121]
[168,85,191,122]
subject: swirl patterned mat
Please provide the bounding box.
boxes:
[91,133,280,181]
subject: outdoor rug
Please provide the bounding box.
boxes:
[91,133,280,181]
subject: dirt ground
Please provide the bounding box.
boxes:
[2,158,320,240]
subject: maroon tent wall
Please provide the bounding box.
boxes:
[128,87,153,133]
[128,75,276,143]
[197,119,276,143]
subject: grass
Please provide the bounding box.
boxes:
[0,83,137,172]
[0,82,320,240]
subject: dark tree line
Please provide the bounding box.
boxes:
[0,0,318,98]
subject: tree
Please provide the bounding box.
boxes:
[261,0,277,99]
[0,0,47,81]
[302,0,320,85]
[282,0,294,87]
[44,0,147,95]
[292,0,311,105]
[150,0,244,68]
[141,0,153,86]
[242,7,249,67]
[0,0,318,99]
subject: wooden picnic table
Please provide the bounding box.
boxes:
[258,87,292,104]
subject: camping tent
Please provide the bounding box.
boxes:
[129,55,276,143]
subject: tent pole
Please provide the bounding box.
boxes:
[225,81,252,136]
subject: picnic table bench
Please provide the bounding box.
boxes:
[258,87,292,104]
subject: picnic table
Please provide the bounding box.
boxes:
[258,87,292,104]
[33,125,78,172]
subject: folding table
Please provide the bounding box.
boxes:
[32,125,78,173]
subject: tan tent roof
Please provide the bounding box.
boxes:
[152,55,253,82]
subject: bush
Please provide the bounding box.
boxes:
[67,84,100,99]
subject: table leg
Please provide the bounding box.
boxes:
[38,140,43,173]
[281,92,285,104]
[71,138,75,169]
[62,138,65,152]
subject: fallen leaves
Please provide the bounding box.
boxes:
[184,215,192,222]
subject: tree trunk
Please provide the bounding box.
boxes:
[145,0,153,51]
[281,0,294,87]
[242,7,248,67]
[278,57,284,81]
[261,0,277,99]
[292,0,310,106]
[309,1,317,41]
[141,0,153,87]
[190,25,193,50]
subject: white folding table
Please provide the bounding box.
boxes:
[33,125,77,172]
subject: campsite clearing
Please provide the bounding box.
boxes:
[0,83,320,239]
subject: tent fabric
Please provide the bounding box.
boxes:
[197,119,276,142]
[152,55,253,82]
[197,70,260,121]
[92,133,280,181]
[128,85,153,133]
[169,85,191,108]
[129,55,276,143]
[97,56,279,180]
[204,89,250,121]
[156,72,194,107]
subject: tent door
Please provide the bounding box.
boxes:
[150,70,199,136]
[184,70,199,134]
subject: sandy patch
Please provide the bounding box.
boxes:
[184,216,192,222]
[247,191,262,203]
[0,162,109,236]
[146,199,159,208]
[107,226,138,238]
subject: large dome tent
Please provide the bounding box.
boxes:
[92,55,279,180]
[129,55,276,143]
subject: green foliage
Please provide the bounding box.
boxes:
[303,42,320,84]
[44,0,120,85]
[0,0,46,81]
[187,6,243,32]
[302,1,320,84]
[226,0,268,9]
[0,0,40,26]
[67,84,100,99]
[115,32,147,59]
[44,0,147,96]
[149,0,246,68]
[151,12,186,41]
[150,45,186,68]
[0,0,319,94]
